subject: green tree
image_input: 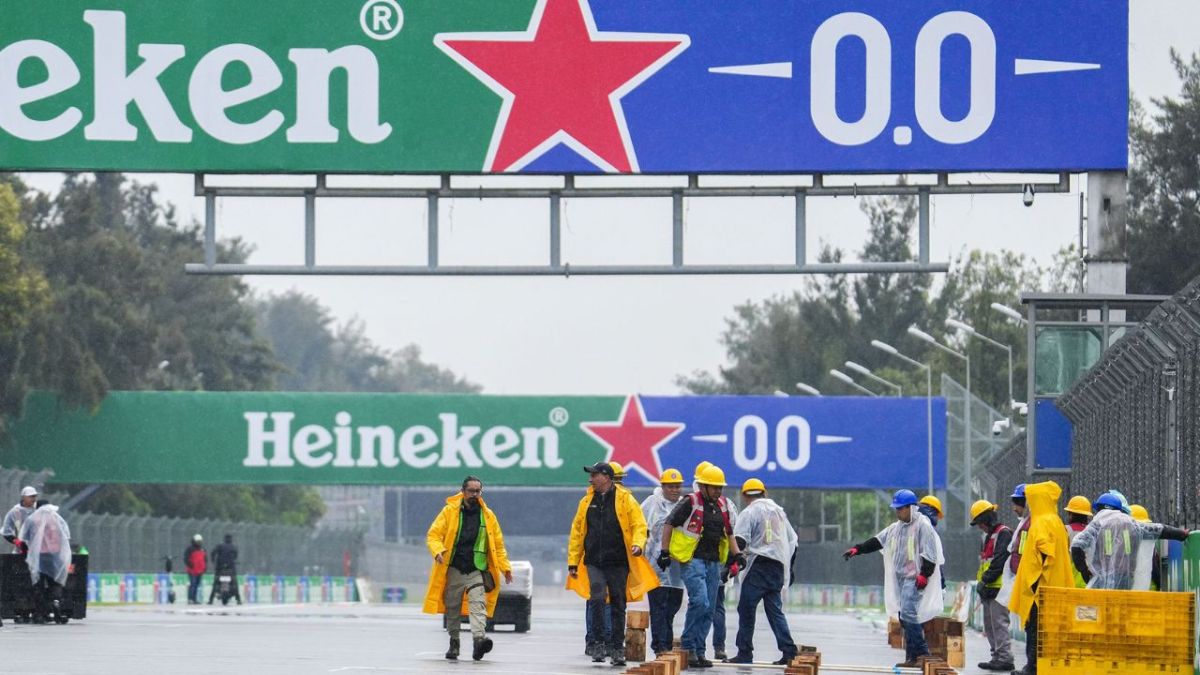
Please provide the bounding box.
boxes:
[1127,50,1200,294]
[0,182,50,431]
[7,172,323,526]
[256,289,480,393]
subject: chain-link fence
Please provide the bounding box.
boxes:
[60,510,364,576]
[1057,276,1200,527]
[942,375,1014,530]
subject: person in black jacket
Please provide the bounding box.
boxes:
[970,501,1014,671]
[207,534,242,605]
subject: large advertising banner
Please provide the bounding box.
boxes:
[0,1,1126,174]
[4,391,947,489]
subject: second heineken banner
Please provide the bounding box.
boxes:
[4,391,946,488]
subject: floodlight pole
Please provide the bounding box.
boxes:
[845,361,902,396]
[948,318,1014,408]
[830,370,878,397]
[909,326,970,526]
[871,341,933,495]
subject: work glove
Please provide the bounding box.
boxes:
[656,551,671,571]
[721,561,741,584]
[568,565,578,578]
[14,538,27,554]
[842,547,858,561]
[731,553,747,569]
[915,574,929,590]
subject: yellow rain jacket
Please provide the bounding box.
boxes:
[423,493,512,618]
[566,485,660,601]
[1007,481,1074,623]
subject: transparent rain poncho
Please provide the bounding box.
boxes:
[1132,539,1162,591]
[876,511,944,624]
[995,515,1028,607]
[733,497,797,577]
[19,504,71,586]
[1070,508,1163,590]
[640,487,684,588]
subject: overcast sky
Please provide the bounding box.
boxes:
[21,3,1200,396]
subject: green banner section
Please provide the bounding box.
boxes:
[3,391,621,485]
[0,0,530,173]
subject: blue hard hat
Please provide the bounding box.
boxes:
[1095,490,1131,514]
[1011,484,1026,499]
[891,489,918,509]
[1093,492,1124,512]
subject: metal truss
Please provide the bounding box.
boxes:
[185,172,1072,276]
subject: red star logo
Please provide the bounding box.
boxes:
[434,0,690,173]
[581,395,684,482]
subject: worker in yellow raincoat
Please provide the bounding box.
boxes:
[1007,481,1073,675]
[423,476,513,662]
[568,461,660,667]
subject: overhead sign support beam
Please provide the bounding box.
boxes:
[185,172,1070,276]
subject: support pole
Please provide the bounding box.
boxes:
[672,189,684,267]
[204,191,216,268]
[304,190,316,268]
[550,192,561,269]
[427,191,439,269]
[918,188,930,266]
[795,189,807,267]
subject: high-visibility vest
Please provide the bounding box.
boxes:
[1009,520,1031,574]
[669,493,732,564]
[977,525,1010,589]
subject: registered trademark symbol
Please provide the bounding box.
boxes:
[549,407,570,427]
[360,0,404,41]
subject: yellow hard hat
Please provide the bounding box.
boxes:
[1130,504,1150,523]
[694,461,714,480]
[608,462,626,478]
[1065,495,1093,517]
[696,465,727,487]
[919,495,944,517]
[741,478,766,495]
[969,500,997,524]
[660,468,684,484]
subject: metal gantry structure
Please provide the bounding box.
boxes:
[186,172,1073,276]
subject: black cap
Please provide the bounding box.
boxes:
[583,462,615,478]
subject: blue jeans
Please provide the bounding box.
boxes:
[648,586,684,654]
[712,585,726,650]
[681,559,721,657]
[735,558,796,659]
[187,574,202,603]
[898,577,929,662]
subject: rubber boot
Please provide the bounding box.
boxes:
[472,637,493,661]
[445,636,460,660]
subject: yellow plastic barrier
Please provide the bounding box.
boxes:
[1037,586,1195,675]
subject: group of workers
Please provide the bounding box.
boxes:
[421,468,1193,672]
[966,483,1188,675]
[421,462,800,668]
[564,460,801,668]
[1,486,73,625]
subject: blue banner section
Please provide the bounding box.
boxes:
[527,0,1128,173]
[627,396,947,490]
[1034,398,1073,470]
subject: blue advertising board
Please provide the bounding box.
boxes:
[621,395,948,489]
[529,1,1129,173]
[1034,398,1074,470]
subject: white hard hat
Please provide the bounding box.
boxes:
[193,534,203,542]
[20,486,38,497]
